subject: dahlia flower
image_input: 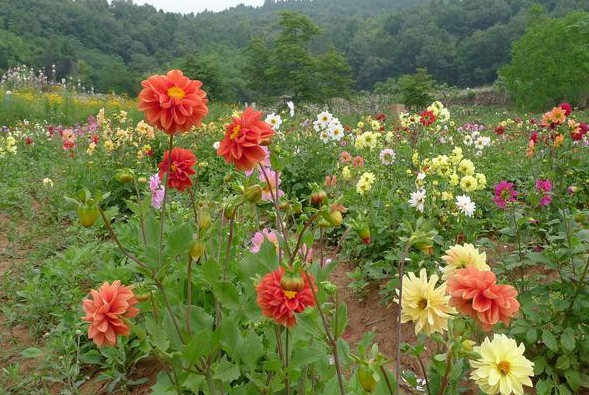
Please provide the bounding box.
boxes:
[398,269,456,335]
[217,107,274,171]
[470,334,534,395]
[259,168,284,201]
[493,181,517,209]
[256,267,315,327]
[441,243,489,281]
[138,69,208,135]
[420,110,436,127]
[379,148,396,165]
[158,148,197,192]
[250,229,279,253]
[447,267,519,331]
[455,195,476,217]
[408,189,426,212]
[82,280,139,347]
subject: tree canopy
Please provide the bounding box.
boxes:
[1,0,588,100]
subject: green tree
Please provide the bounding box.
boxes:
[267,11,322,101]
[180,54,229,101]
[398,68,435,109]
[500,10,589,110]
[243,38,272,101]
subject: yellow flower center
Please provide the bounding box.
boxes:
[417,298,428,310]
[171,164,178,172]
[230,124,242,140]
[167,86,186,99]
[498,361,510,375]
[284,290,298,299]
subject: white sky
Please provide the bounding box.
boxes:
[136,0,266,13]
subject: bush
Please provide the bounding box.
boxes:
[398,68,435,109]
[500,10,589,111]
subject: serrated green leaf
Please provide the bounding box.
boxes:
[561,329,576,352]
[565,370,581,392]
[214,357,240,382]
[542,331,559,352]
[556,354,570,370]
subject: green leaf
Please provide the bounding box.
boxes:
[536,378,553,395]
[182,374,204,393]
[561,329,576,353]
[556,354,571,370]
[213,357,240,382]
[164,222,193,258]
[331,303,347,338]
[202,258,220,283]
[289,343,325,369]
[565,370,581,392]
[542,331,559,352]
[558,383,572,395]
[21,347,43,358]
[146,317,169,352]
[213,281,241,310]
[182,329,211,364]
[526,328,538,344]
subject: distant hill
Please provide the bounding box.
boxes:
[0,0,587,98]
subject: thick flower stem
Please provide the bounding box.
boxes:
[437,345,453,395]
[302,270,346,395]
[205,370,220,395]
[259,165,292,260]
[158,134,174,267]
[288,212,321,267]
[156,280,186,344]
[395,242,412,395]
[285,329,290,395]
[380,365,395,395]
[133,177,147,246]
[98,207,147,270]
[186,254,193,338]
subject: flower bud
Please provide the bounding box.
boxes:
[117,172,134,183]
[189,240,206,260]
[310,190,327,206]
[137,176,147,184]
[77,205,99,228]
[244,185,263,203]
[223,173,234,183]
[462,339,476,352]
[320,281,337,295]
[198,211,211,230]
[292,201,303,214]
[357,366,377,393]
[136,293,151,302]
[280,269,305,292]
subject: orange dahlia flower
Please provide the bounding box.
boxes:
[256,267,315,328]
[217,107,274,171]
[447,267,519,331]
[138,70,208,135]
[158,148,197,192]
[82,280,139,347]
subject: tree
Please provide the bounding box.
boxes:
[398,68,435,109]
[499,11,589,110]
[180,54,229,101]
[267,11,322,101]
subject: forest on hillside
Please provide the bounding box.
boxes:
[1,0,588,100]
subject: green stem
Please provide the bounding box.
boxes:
[158,134,174,267]
[133,177,147,246]
[259,165,292,260]
[98,207,147,269]
[186,254,193,338]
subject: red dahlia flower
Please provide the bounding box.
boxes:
[256,267,316,327]
[158,148,197,191]
[82,280,139,347]
[420,110,436,127]
[217,107,275,171]
[138,70,208,135]
[559,102,572,116]
[447,267,519,331]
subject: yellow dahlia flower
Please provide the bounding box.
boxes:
[441,243,489,280]
[399,269,456,335]
[470,334,534,395]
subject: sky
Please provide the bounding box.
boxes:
[136,0,266,14]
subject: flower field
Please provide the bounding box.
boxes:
[1,71,589,395]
